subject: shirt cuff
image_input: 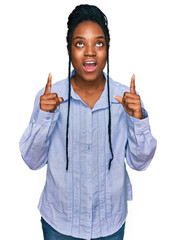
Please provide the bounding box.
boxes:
[35,109,55,126]
[126,108,150,134]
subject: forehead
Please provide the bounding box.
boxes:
[73,21,105,38]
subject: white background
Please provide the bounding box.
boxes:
[0,0,176,239]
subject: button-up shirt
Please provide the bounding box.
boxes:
[19,70,157,240]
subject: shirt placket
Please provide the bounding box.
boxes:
[71,105,93,239]
[83,108,93,238]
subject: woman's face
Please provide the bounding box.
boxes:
[71,21,107,83]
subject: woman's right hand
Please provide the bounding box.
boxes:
[40,73,64,112]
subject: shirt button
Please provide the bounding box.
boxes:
[87,145,92,150]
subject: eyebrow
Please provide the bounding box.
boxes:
[72,36,105,41]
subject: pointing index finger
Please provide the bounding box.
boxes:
[44,73,52,94]
[130,74,136,94]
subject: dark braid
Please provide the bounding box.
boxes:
[66,4,113,171]
[106,40,114,170]
[66,42,72,170]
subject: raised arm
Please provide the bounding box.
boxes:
[114,74,157,171]
[19,73,64,170]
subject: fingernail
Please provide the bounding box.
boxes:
[113,95,116,99]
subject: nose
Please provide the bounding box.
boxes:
[84,43,96,57]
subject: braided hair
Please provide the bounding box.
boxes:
[66,4,114,171]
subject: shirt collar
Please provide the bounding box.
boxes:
[61,70,119,110]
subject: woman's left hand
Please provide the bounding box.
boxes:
[114,74,144,119]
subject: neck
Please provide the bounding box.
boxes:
[71,72,105,93]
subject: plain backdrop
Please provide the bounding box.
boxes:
[0,0,176,239]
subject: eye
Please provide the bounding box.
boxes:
[96,41,104,47]
[76,41,84,48]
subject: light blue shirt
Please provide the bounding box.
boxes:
[19,71,157,239]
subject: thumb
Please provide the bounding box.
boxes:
[58,97,64,104]
[56,97,64,109]
[114,95,123,104]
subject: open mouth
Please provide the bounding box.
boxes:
[83,61,97,72]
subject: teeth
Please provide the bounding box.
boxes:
[85,61,96,64]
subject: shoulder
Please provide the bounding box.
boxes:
[109,75,145,108]
[52,78,68,88]
[52,78,68,100]
[109,76,130,97]
[36,77,68,100]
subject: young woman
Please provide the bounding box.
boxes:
[19,4,157,240]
